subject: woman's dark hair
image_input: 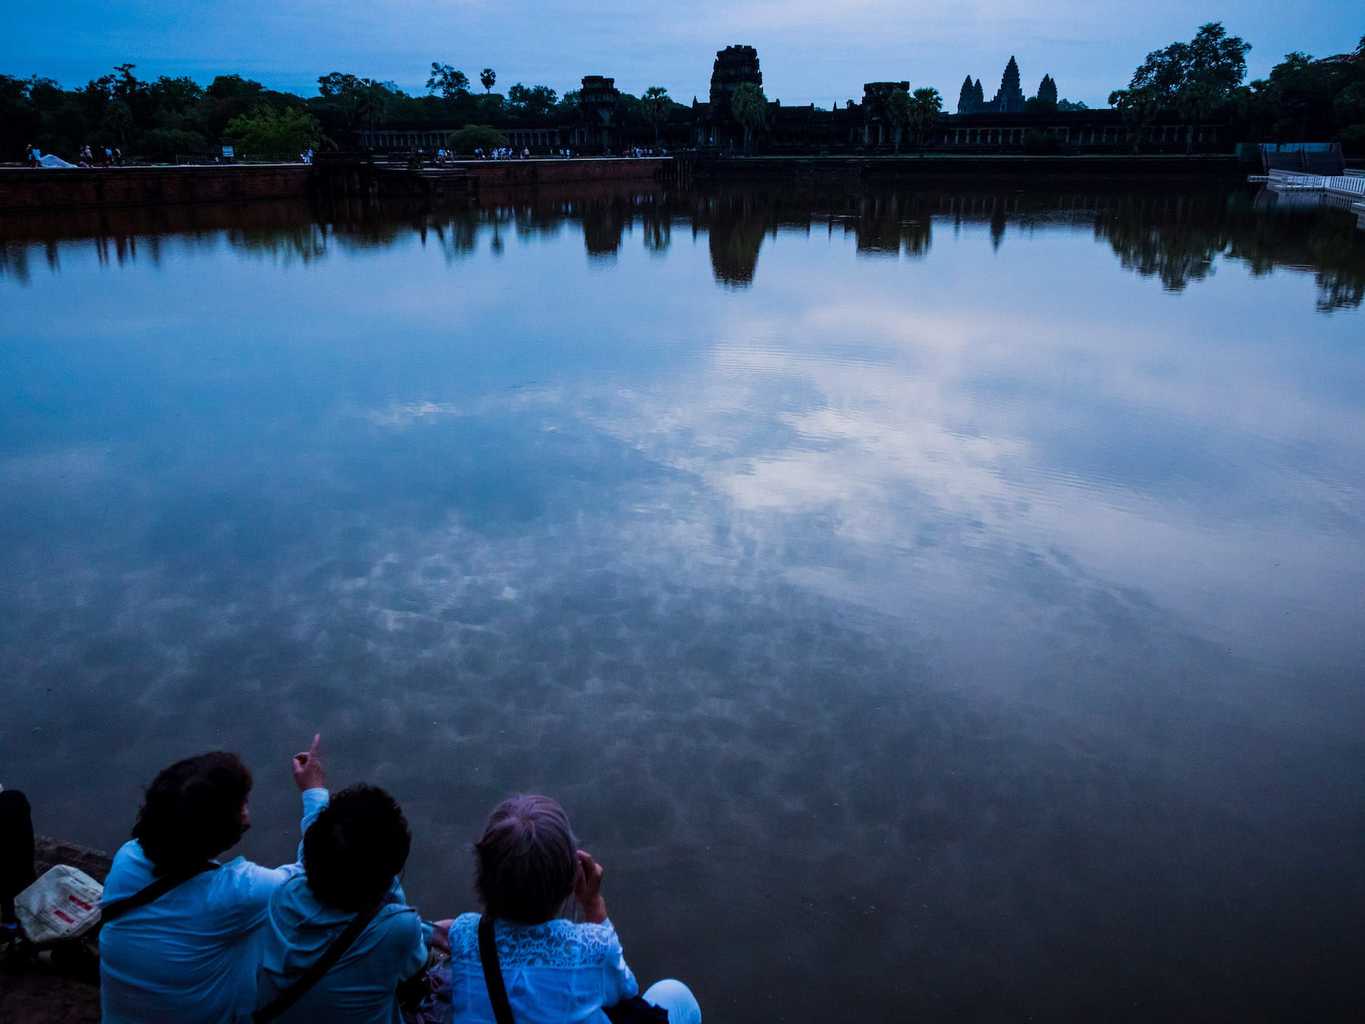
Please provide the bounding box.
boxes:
[304,785,411,911]
[132,752,252,874]
[474,795,577,924]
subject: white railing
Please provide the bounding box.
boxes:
[1267,170,1365,196]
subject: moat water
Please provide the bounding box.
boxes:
[2,182,1364,1020]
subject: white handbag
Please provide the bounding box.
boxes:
[14,864,104,944]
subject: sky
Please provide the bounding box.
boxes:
[4,1,1362,109]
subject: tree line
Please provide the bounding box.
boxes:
[1110,23,1365,152]
[0,61,690,161]
[2,27,1363,162]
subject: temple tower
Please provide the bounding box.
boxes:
[710,45,762,115]
[957,75,977,114]
[577,75,620,152]
[991,56,1025,113]
[1036,74,1058,106]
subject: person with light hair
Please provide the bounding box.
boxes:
[434,794,700,1024]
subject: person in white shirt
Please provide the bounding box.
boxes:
[436,795,701,1024]
[99,736,329,1023]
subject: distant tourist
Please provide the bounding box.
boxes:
[99,736,330,1024]
[435,794,701,1024]
[254,784,429,1023]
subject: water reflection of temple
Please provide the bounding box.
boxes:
[3,185,1362,310]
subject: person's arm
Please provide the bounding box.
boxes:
[234,735,330,908]
[395,910,430,981]
[597,921,640,1004]
[574,850,608,925]
[290,733,329,861]
[427,918,454,955]
[574,850,639,1003]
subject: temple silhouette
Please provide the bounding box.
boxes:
[957,57,1026,114]
[356,44,1230,156]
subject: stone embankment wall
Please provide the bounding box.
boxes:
[0,159,667,210]
[0,164,311,211]
[697,154,1248,181]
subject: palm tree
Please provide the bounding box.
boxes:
[480,68,496,94]
[886,88,912,152]
[909,87,943,147]
[642,86,670,144]
[730,82,767,153]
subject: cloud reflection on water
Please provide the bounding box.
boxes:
[2,184,1364,1019]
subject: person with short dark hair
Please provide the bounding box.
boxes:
[99,736,330,1023]
[437,794,701,1024]
[254,784,429,1023]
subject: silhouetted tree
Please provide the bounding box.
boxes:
[642,85,670,143]
[316,72,395,132]
[1110,22,1250,151]
[730,82,767,153]
[910,87,943,146]
[1239,44,1365,147]
[886,88,911,151]
[480,68,496,93]
[426,63,470,100]
[506,83,557,122]
[448,124,505,153]
[224,106,320,159]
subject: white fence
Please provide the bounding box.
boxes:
[1266,169,1365,197]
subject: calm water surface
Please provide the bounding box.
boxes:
[2,183,1364,1020]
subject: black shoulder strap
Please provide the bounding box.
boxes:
[99,862,219,924]
[254,900,385,1024]
[478,914,516,1024]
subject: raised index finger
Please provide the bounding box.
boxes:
[308,733,322,758]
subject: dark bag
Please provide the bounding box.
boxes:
[476,914,667,1024]
[253,899,384,1023]
[0,790,36,925]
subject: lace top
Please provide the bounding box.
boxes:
[444,913,639,1024]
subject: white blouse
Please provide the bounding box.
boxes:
[444,913,639,1024]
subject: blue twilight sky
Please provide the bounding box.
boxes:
[3,1,1362,108]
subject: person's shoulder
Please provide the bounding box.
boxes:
[444,912,482,960]
[575,918,623,953]
[207,855,297,908]
[373,901,422,941]
[549,918,623,964]
[265,870,312,911]
[103,841,152,896]
[107,839,143,870]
